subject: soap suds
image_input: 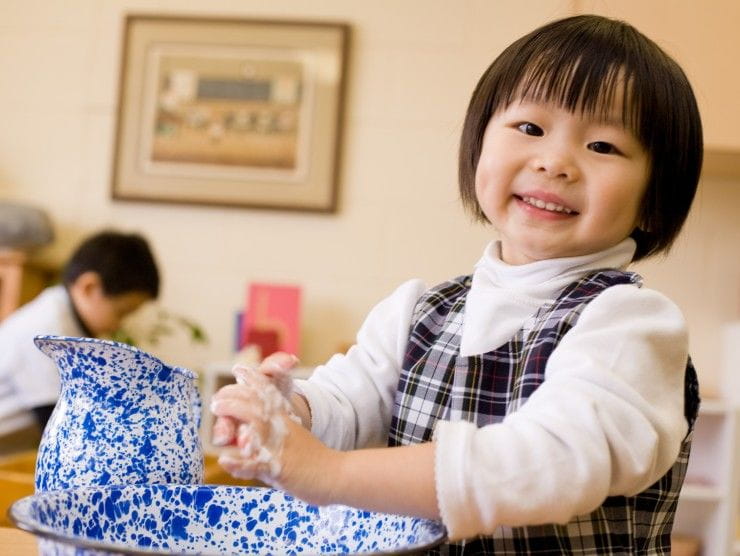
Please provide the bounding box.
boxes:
[214,365,300,484]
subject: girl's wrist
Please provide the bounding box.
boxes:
[317,446,347,506]
[277,416,343,507]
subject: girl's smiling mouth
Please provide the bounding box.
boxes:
[513,194,579,216]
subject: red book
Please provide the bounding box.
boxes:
[240,283,302,358]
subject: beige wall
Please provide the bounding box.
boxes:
[1,0,738,396]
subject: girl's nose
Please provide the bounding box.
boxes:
[529,148,579,181]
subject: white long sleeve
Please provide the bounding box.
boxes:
[294,239,689,538]
[296,278,427,449]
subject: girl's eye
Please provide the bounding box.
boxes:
[517,122,543,136]
[588,141,620,155]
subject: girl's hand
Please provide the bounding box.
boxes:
[211,352,299,447]
[258,352,299,398]
[210,364,341,505]
[210,365,294,481]
[219,407,342,506]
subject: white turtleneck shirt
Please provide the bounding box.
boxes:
[295,238,689,540]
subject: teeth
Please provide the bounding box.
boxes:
[521,196,573,214]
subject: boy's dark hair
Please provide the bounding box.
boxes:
[62,231,160,298]
[458,14,703,261]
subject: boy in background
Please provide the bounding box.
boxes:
[0,230,159,454]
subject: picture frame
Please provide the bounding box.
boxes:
[111,15,349,212]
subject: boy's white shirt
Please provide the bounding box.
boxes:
[294,238,689,539]
[0,285,82,435]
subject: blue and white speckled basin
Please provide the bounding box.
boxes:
[10,484,446,555]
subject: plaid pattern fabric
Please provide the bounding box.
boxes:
[388,270,700,555]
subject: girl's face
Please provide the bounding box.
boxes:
[474,98,650,265]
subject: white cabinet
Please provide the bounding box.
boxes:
[674,399,739,555]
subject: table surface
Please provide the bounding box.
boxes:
[0,526,39,555]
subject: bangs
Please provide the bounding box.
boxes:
[510,55,640,133]
[482,15,658,141]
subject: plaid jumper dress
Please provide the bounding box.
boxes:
[388,269,699,555]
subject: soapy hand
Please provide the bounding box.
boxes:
[211,352,298,448]
[210,352,299,481]
[210,353,340,503]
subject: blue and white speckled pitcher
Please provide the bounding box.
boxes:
[33,335,203,492]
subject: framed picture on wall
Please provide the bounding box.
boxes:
[111,15,349,212]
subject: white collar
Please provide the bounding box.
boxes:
[473,239,636,291]
[460,238,636,356]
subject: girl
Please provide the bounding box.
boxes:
[211,14,702,554]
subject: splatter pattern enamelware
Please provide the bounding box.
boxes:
[10,484,447,555]
[33,335,203,492]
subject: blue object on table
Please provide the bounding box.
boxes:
[33,335,203,492]
[10,484,447,555]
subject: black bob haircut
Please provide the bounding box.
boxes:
[458,14,703,261]
[62,230,160,298]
